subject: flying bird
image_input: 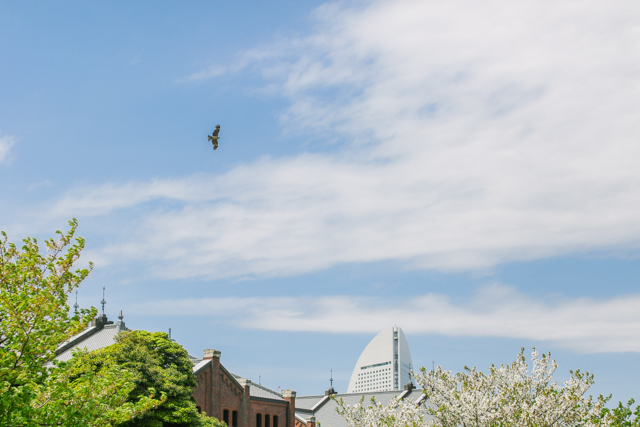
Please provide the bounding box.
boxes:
[208,125,221,150]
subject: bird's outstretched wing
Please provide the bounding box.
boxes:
[208,125,221,150]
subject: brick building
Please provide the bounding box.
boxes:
[54,313,297,427]
[192,349,297,427]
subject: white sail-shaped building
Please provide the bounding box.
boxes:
[346,326,413,393]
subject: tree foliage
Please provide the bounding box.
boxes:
[0,220,163,426]
[32,350,162,427]
[337,348,612,427]
[602,399,640,427]
[83,329,224,427]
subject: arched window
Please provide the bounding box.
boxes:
[223,410,230,426]
[266,414,271,427]
[257,413,263,427]
[273,415,279,427]
[232,410,238,427]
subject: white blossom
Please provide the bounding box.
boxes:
[337,348,611,427]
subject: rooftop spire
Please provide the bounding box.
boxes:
[73,290,79,314]
[325,369,336,396]
[100,285,106,314]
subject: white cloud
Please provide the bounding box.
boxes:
[47,1,640,279]
[180,46,285,82]
[0,133,15,164]
[129,285,640,353]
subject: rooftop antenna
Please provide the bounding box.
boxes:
[100,285,106,315]
[330,370,333,389]
[73,290,79,314]
[259,375,261,385]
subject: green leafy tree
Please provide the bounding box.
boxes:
[32,350,163,427]
[0,220,163,426]
[602,399,640,427]
[84,329,224,427]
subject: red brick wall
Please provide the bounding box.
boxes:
[193,363,213,416]
[193,352,293,427]
[220,374,245,424]
[249,400,289,427]
[193,356,245,425]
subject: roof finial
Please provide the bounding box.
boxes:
[100,285,106,315]
[118,310,124,321]
[73,290,79,314]
[168,328,171,339]
[325,369,336,396]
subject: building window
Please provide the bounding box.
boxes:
[266,414,271,427]
[197,406,202,414]
[232,411,238,427]
[257,413,263,427]
[223,410,230,426]
[273,415,279,427]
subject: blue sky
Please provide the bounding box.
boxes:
[2,0,640,404]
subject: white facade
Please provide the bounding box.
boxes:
[346,326,413,393]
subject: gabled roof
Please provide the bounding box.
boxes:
[54,320,128,362]
[232,373,285,401]
[295,388,427,427]
[189,356,284,401]
[192,358,212,375]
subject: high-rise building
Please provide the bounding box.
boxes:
[346,326,413,393]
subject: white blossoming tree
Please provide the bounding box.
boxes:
[337,348,611,427]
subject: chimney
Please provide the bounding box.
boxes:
[203,349,221,360]
[282,390,296,427]
[91,313,108,330]
[239,379,252,427]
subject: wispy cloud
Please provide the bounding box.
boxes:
[182,64,230,81]
[129,285,640,353]
[180,46,287,82]
[29,1,640,280]
[0,132,15,164]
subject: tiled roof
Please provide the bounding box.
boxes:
[295,394,327,411]
[295,389,427,427]
[188,356,284,401]
[55,322,128,362]
[232,373,285,401]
